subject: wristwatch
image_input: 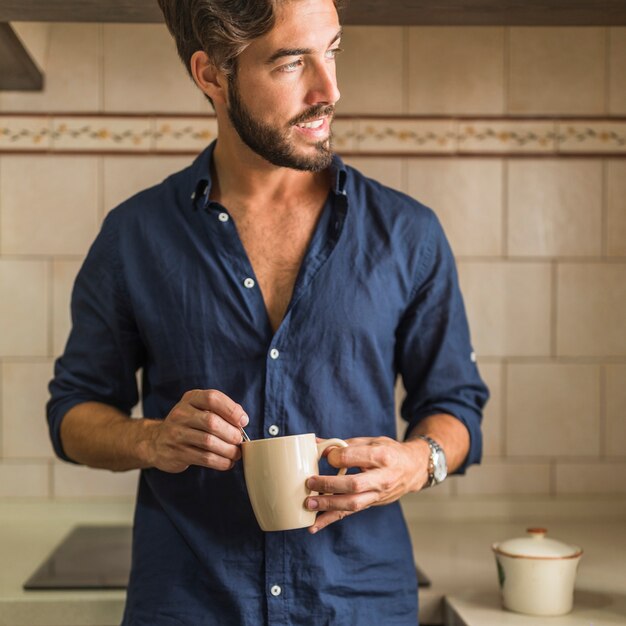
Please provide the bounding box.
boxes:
[416,435,447,488]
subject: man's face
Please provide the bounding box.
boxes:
[224,0,341,172]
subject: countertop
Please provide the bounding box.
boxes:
[1,500,625,626]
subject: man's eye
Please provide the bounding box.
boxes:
[326,47,343,59]
[278,59,303,73]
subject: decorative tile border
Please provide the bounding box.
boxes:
[1,115,625,156]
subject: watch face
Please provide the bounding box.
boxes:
[433,451,447,482]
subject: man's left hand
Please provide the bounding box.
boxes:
[305,436,430,534]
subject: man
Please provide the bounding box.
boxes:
[47,0,488,624]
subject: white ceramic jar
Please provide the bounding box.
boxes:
[492,527,583,616]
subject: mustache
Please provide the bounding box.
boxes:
[290,104,335,126]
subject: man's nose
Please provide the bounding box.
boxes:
[305,61,341,106]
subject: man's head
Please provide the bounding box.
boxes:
[158,0,343,172]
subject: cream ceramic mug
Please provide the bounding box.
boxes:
[242,433,348,532]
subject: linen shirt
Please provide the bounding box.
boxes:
[48,141,488,626]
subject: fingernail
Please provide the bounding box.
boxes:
[240,414,249,427]
[307,498,318,510]
[311,527,318,534]
[305,479,313,489]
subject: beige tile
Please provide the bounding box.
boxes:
[336,27,404,114]
[2,361,55,458]
[0,461,49,497]
[556,462,626,495]
[103,24,203,113]
[557,263,626,357]
[408,27,505,115]
[0,155,99,256]
[342,157,403,192]
[153,117,218,152]
[456,460,550,495]
[557,122,626,154]
[458,262,552,357]
[506,364,600,457]
[407,159,503,256]
[609,28,626,115]
[356,119,456,154]
[607,161,626,257]
[606,365,626,458]
[52,260,82,356]
[508,160,602,257]
[52,117,153,152]
[0,116,51,151]
[103,155,192,214]
[478,362,503,457]
[53,463,139,498]
[0,260,48,357]
[0,24,101,112]
[508,28,606,114]
[457,121,556,154]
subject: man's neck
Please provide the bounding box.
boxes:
[210,133,330,214]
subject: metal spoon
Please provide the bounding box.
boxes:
[240,427,251,442]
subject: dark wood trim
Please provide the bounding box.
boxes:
[0,0,625,25]
[0,23,43,91]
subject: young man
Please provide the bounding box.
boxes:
[47,1,488,624]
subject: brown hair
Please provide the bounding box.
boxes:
[158,0,343,81]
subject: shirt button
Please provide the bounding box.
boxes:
[243,277,255,289]
[270,585,282,597]
[218,212,229,222]
[269,348,280,360]
[268,424,279,436]
[470,351,477,363]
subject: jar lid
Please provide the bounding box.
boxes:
[493,528,582,559]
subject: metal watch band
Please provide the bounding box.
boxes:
[416,435,444,488]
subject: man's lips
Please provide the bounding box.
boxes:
[293,116,331,137]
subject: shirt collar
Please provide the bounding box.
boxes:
[189,140,348,211]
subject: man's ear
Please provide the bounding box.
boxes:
[190,51,229,105]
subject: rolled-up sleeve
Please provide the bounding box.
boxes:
[395,211,489,473]
[47,210,144,463]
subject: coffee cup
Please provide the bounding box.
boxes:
[242,433,348,532]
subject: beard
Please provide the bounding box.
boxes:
[226,76,335,172]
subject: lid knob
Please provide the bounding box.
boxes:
[527,527,547,538]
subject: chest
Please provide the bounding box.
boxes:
[233,210,321,332]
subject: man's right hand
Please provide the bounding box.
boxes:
[147,389,249,473]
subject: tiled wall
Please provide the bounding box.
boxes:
[0,23,624,502]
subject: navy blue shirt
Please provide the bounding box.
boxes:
[48,142,488,626]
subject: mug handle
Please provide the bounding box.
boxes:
[315,439,349,495]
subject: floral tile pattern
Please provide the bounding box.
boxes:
[51,117,153,151]
[0,115,624,156]
[556,122,626,153]
[0,117,51,150]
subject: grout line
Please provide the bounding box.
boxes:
[605,27,611,116]
[98,24,105,113]
[601,159,608,257]
[550,260,558,358]
[47,259,54,358]
[0,359,3,460]
[599,365,606,459]
[402,26,410,114]
[503,27,510,115]
[500,360,507,457]
[502,159,508,257]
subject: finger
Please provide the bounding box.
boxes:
[305,491,379,513]
[186,448,236,471]
[191,410,243,446]
[186,428,242,461]
[306,470,385,495]
[325,445,385,470]
[186,389,248,428]
[308,510,354,534]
